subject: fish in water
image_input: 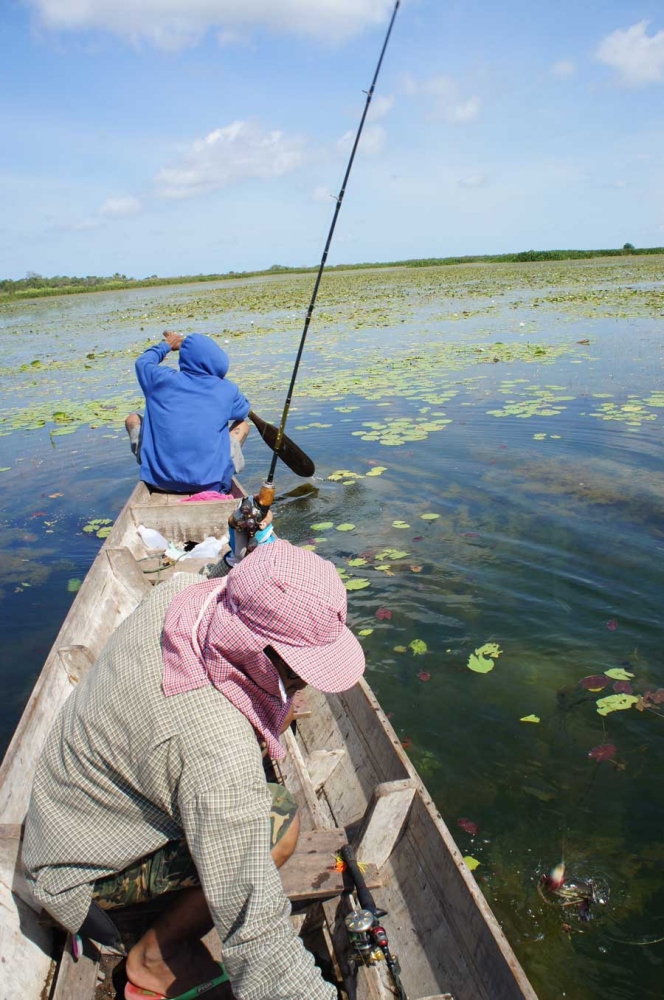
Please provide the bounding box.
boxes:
[538,861,608,921]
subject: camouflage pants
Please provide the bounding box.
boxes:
[93,783,297,910]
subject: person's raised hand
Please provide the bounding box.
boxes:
[163,330,184,351]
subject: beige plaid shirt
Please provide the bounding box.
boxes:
[22,574,336,1000]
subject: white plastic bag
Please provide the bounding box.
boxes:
[137,525,170,551]
[182,534,229,560]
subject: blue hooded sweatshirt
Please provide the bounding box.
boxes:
[135,334,250,493]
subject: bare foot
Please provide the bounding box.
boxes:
[126,938,231,998]
[125,412,141,435]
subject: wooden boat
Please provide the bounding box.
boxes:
[0,481,538,1000]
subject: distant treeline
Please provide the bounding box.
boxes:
[2,246,663,302]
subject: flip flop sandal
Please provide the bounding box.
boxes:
[125,963,229,1000]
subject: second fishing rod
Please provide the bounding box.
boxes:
[230,0,401,549]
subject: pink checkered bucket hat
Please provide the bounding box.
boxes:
[222,540,366,693]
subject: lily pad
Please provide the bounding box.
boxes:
[311,522,334,531]
[348,557,368,567]
[358,628,374,637]
[67,578,82,593]
[345,578,370,591]
[580,674,609,691]
[596,693,639,716]
[420,513,440,521]
[409,639,428,655]
[394,645,408,653]
[464,856,481,871]
[335,523,356,532]
[376,549,408,561]
[605,667,634,680]
[392,520,411,529]
[365,466,387,477]
[520,714,540,723]
[588,744,616,762]
[467,642,503,674]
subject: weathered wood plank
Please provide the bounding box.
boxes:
[56,645,95,686]
[279,828,379,902]
[51,933,101,1000]
[129,499,239,547]
[291,690,311,719]
[308,749,346,793]
[107,546,152,601]
[278,728,328,831]
[0,828,55,997]
[355,779,415,871]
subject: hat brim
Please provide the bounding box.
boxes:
[271,624,366,694]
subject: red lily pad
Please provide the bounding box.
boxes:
[457,817,478,836]
[612,680,633,694]
[460,532,480,538]
[417,671,431,683]
[579,674,609,691]
[588,744,616,762]
[400,736,412,750]
[651,689,664,704]
[375,608,393,621]
[606,619,618,631]
[30,511,47,518]
[412,535,424,542]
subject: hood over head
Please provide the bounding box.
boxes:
[179,334,229,378]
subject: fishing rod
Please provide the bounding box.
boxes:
[341,844,408,999]
[231,1,401,546]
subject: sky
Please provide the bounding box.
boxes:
[1,0,663,279]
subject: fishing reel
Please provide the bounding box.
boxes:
[344,908,395,968]
[228,481,275,558]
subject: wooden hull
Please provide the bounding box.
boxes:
[0,482,537,1000]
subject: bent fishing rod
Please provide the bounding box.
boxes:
[231,0,401,545]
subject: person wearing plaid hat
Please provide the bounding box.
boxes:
[22,540,365,1000]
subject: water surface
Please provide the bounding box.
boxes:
[2,257,664,999]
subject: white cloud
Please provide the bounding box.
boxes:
[597,20,664,87]
[551,60,576,79]
[99,195,142,216]
[337,123,387,157]
[154,120,306,199]
[368,94,395,121]
[27,0,395,49]
[403,74,481,124]
[458,173,487,189]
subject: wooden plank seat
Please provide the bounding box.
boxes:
[279,827,379,903]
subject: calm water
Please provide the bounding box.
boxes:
[2,259,664,999]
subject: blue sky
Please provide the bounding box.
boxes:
[1,0,663,279]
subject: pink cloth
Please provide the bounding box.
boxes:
[162,576,290,758]
[178,490,235,502]
[161,541,365,758]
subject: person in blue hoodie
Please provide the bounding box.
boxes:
[125,331,251,494]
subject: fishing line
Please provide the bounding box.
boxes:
[264,0,401,488]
